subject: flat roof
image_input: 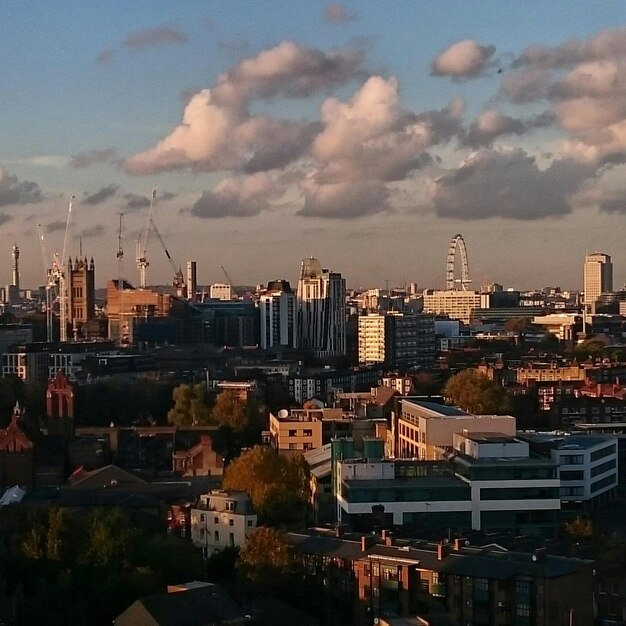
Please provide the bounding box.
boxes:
[461,432,519,444]
[401,400,470,417]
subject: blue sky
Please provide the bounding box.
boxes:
[2,1,626,290]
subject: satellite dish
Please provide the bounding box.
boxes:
[531,554,537,561]
[277,409,289,419]
[374,619,380,625]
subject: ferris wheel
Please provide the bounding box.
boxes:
[445,234,471,291]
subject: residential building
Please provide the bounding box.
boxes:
[584,251,612,312]
[422,289,484,324]
[287,529,594,626]
[358,312,435,368]
[172,435,224,477]
[297,257,346,358]
[190,490,257,557]
[258,279,297,349]
[393,399,516,460]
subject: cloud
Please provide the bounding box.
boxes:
[0,167,43,207]
[45,220,66,233]
[324,4,358,24]
[432,147,595,220]
[190,173,282,218]
[122,193,151,210]
[70,148,116,168]
[462,110,554,147]
[599,190,626,214]
[123,26,188,49]
[312,76,461,184]
[503,27,626,163]
[299,179,390,218]
[96,49,115,64]
[125,41,365,175]
[432,39,495,78]
[80,224,105,238]
[83,184,119,205]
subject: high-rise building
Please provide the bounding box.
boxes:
[584,252,612,312]
[259,279,297,349]
[358,312,435,367]
[186,261,197,302]
[209,283,233,301]
[297,257,346,358]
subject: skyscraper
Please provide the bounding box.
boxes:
[297,257,346,358]
[584,252,613,312]
[259,279,297,349]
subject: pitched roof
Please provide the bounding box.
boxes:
[114,584,249,625]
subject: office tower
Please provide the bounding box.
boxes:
[584,252,613,312]
[186,261,197,301]
[259,279,297,349]
[11,244,19,291]
[297,257,346,357]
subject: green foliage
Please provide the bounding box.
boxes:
[237,526,292,588]
[411,372,441,395]
[167,383,211,426]
[81,508,136,568]
[504,316,532,334]
[443,369,512,414]
[574,339,607,362]
[223,446,310,526]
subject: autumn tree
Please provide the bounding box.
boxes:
[443,369,511,414]
[237,526,292,589]
[223,445,310,526]
[211,389,249,431]
[167,383,211,426]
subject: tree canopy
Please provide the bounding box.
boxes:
[443,369,511,414]
[237,526,292,588]
[222,445,310,526]
[211,389,249,431]
[167,383,211,426]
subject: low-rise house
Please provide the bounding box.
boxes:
[190,490,256,557]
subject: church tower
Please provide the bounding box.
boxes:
[67,256,95,339]
[46,371,75,439]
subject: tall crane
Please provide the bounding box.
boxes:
[220,266,238,298]
[135,186,185,296]
[36,196,74,342]
[135,187,156,288]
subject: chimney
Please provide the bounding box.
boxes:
[382,530,394,546]
[200,435,213,450]
[597,383,602,397]
[335,524,348,538]
[437,542,450,560]
[453,538,467,551]
[361,536,375,552]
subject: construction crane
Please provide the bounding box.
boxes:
[36,196,74,342]
[135,187,156,288]
[135,187,185,296]
[220,266,238,299]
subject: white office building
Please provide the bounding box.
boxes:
[259,280,297,349]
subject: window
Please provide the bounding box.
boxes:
[247,520,253,527]
[214,516,219,524]
[289,429,297,437]
[214,530,219,542]
[229,533,235,546]
[200,514,205,522]
[229,519,234,526]
[226,500,236,512]
[516,603,531,617]
[303,429,313,437]
[475,578,489,591]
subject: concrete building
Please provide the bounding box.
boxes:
[358,313,435,368]
[190,490,257,557]
[422,289,484,324]
[297,257,346,358]
[519,432,618,513]
[186,261,197,302]
[258,279,297,349]
[584,251,612,312]
[334,431,561,537]
[209,283,233,301]
[393,399,516,460]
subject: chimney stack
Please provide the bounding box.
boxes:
[437,542,451,560]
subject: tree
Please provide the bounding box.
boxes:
[504,316,531,334]
[237,527,292,588]
[211,389,248,430]
[167,384,211,426]
[81,508,136,568]
[574,339,607,362]
[223,446,310,526]
[443,369,511,414]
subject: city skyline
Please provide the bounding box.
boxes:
[3,2,626,289]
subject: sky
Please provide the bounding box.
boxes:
[3,1,626,291]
